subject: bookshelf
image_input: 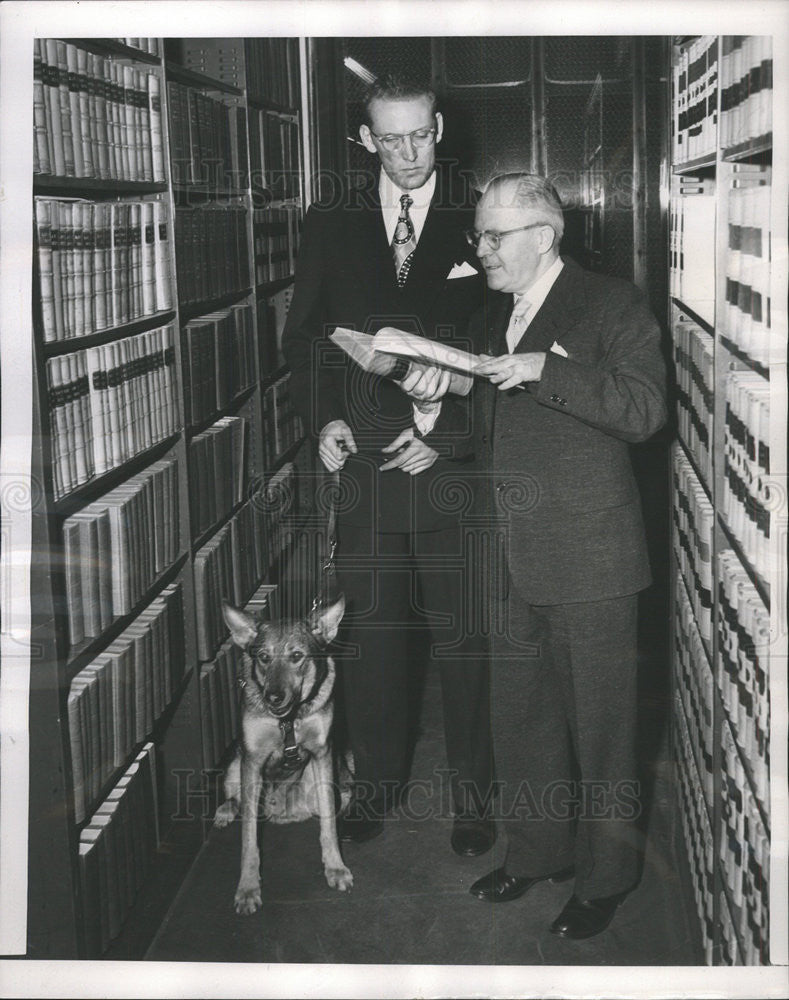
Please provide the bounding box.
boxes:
[668,34,786,966]
[29,35,313,959]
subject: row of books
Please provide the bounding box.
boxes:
[672,445,714,643]
[115,39,161,57]
[669,177,716,326]
[200,637,243,771]
[253,206,301,284]
[249,109,301,202]
[674,572,714,808]
[194,465,298,661]
[723,174,772,367]
[720,36,773,152]
[78,743,159,956]
[175,38,245,91]
[167,82,248,189]
[672,308,714,489]
[720,717,770,964]
[718,548,770,811]
[262,372,304,468]
[174,204,250,305]
[68,583,183,822]
[257,284,292,375]
[35,197,174,342]
[245,38,301,108]
[722,370,770,583]
[47,326,179,495]
[673,690,715,965]
[194,496,266,661]
[182,302,256,426]
[264,462,299,566]
[189,415,249,539]
[62,457,180,644]
[673,36,718,164]
[34,39,165,182]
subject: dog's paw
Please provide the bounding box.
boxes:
[325,865,353,892]
[213,799,238,828]
[234,883,262,915]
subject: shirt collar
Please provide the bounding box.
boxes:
[514,255,564,315]
[379,167,437,210]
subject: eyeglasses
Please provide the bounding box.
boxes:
[369,127,437,152]
[464,223,551,251]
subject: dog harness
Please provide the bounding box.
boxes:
[279,717,305,774]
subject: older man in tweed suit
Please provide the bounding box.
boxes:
[463,173,667,939]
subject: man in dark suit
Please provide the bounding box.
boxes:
[463,173,667,938]
[282,75,494,854]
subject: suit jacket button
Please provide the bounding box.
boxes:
[481,434,487,444]
[550,394,559,402]
[496,481,508,492]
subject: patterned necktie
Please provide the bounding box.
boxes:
[391,193,416,286]
[506,300,531,353]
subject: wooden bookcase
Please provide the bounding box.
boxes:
[28,35,324,959]
[668,35,787,966]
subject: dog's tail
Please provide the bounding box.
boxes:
[213,751,241,828]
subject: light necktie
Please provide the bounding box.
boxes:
[506,300,531,353]
[391,193,417,286]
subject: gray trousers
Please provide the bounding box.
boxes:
[491,587,641,899]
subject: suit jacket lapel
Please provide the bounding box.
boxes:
[510,257,587,354]
[402,168,473,309]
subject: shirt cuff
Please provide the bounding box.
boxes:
[413,402,441,436]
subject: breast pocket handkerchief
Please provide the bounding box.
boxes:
[447,261,478,279]
[550,340,569,358]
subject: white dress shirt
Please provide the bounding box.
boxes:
[505,256,565,353]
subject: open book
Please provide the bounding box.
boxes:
[330,326,479,396]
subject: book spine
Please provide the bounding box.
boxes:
[128,201,143,321]
[153,200,174,312]
[56,41,76,176]
[43,40,65,176]
[65,43,86,178]
[72,201,86,338]
[34,199,57,342]
[85,346,109,474]
[147,72,164,183]
[33,41,51,174]
[58,200,74,339]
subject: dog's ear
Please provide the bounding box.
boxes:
[222,600,259,649]
[310,593,345,644]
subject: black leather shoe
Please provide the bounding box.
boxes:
[470,864,575,903]
[337,803,384,844]
[451,816,496,857]
[549,891,629,939]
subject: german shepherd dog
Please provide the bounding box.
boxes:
[214,594,353,914]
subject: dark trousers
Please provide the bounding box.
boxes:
[336,519,494,818]
[492,588,641,899]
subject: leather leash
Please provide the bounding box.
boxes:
[311,467,340,614]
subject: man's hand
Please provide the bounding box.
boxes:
[319,419,357,472]
[473,352,547,391]
[379,428,439,475]
[399,364,452,413]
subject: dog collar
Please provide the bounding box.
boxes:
[279,717,304,773]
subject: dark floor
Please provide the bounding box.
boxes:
[146,646,703,966]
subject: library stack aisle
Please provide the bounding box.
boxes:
[28,37,314,958]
